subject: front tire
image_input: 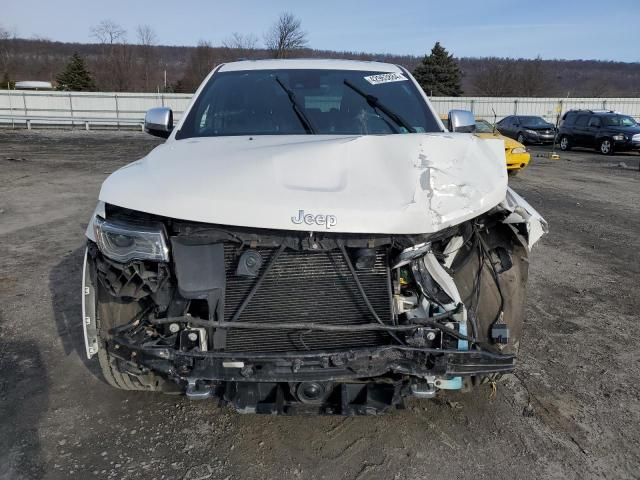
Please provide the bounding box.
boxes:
[559,135,571,151]
[95,284,165,392]
[517,133,526,145]
[599,138,613,155]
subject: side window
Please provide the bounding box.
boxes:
[588,116,601,128]
[563,112,576,126]
[575,115,589,127]
[500,117,512,127]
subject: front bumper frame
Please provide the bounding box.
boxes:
[108,338,516,384]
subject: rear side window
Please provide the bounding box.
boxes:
[563,112,577,126]
[575,115,589,127]
[588,116,601,127]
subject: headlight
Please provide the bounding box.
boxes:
[525,129,538,136]
[511,147,527,154]
[612,133,625,141]
[93,217,169,263]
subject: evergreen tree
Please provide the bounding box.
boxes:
[56,53,97,91]
[1,72,15,89]
[413,42,463,97]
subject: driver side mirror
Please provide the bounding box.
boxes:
[448,110,476,133]
[144,107,174,139]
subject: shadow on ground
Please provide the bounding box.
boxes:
[0,337,48,480]
[49,246,101,380]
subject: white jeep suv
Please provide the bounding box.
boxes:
[82,59,546,415]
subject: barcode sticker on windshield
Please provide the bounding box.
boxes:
[364,73,408,85]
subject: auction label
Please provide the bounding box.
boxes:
[363,73,408,85]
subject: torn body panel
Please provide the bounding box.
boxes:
[500,187,549,249]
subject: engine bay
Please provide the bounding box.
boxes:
[82,200,536,414]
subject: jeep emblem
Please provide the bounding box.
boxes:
[291,210,337,229]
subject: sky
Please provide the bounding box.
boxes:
[4,0,639,62]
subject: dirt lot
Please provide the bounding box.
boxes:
[0,130,639,480]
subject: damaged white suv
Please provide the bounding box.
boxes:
[82,59,547,414]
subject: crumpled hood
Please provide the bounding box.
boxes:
[99,133,507,234]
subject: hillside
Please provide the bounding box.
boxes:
[2,38,640,96]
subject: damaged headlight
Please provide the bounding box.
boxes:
[93,217,169,263]
[392,242,431,269]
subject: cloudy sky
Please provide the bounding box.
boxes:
[4,0,639,61]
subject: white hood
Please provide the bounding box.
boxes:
[98,133,507,234]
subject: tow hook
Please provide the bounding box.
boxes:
[410,381,436,399]
[185,379,212,400]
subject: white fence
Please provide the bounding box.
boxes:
[0,90,193,129]
[1,90,640,129]
[430,97,640,123]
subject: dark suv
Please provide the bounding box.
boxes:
[557,110,640,155]
[496,115,556,145]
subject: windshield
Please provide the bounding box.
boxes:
[603,115,637,127]
[475,119,494,133]
[519,116,548,127]
[175,69,440,139]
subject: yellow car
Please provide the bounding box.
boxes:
[474,119,530,175]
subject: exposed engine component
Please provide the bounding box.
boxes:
[83,197,543,414]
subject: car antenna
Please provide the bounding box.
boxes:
[492,108,497,134]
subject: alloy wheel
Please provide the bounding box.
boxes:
[600,139,612,155]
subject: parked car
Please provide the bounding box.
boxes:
[496,115,556,145]
[475,119,530,175]
[557,110,640,155]
[82,59,546,415]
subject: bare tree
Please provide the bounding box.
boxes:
[136,24,157,47]
[90,20,131,91]
[223,32,258,51]
[136,24,157,91]
[91,19,126,45]
[0,24,17,85]
[471,58,517,96]
[222,32,259,62]
[517,56,548,96]
[178,40,216,92]
[264,13,307,59]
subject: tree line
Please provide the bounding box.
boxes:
[2,14,640,97]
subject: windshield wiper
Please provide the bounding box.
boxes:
[274,76,316,134]
[343,79,416,133]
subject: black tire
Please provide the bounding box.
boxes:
[516,133,526,145]
[599,138,614,155]
[559,135,571,151]
[95,285,165,392]
[507,169,519,177]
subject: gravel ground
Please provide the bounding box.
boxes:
[0,130,639,480]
